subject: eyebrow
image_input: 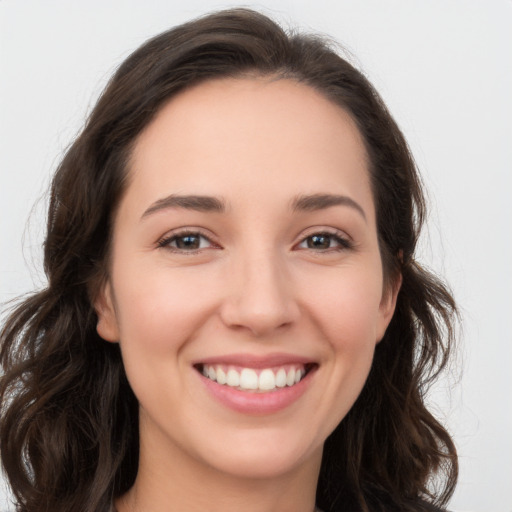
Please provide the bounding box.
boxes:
[141,194,226,218]
[141,192,366,221]
[291,193,367,221]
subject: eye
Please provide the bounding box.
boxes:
[157,230,217,252]
[297,231,352,251]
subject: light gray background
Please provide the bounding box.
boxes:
[1,1,511,511]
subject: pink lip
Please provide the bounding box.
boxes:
[194,352,314,369]
[197,363,316,415]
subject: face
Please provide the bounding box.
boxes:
[96,77,398,482]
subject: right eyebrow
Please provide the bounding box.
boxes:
[141,194,226,219]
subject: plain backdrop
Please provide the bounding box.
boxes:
[1,1,511,511]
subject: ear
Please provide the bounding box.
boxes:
[376,272,402,343]
[94,280,120,343]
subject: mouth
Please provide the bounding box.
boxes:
[194,363,317,393]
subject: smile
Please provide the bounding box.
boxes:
[199,364,309,392]
[195,358,317,414]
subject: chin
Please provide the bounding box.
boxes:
[194,428,324,481]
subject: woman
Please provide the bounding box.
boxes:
[0,8,458,512]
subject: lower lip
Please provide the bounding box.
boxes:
[198,370,314,415]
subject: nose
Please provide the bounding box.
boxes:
[219,248,300,337]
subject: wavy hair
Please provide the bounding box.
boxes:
[1,8,457,512]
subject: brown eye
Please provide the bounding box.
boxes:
[307,234,331,249]
[174,234,202,250]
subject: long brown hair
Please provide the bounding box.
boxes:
[1,8,457,512]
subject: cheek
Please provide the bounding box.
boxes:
[112,265,218,353]
[111,268,217,412]
[301,264,384,348]
[309,268,383,405]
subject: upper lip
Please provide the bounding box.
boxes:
[193,352,316,369]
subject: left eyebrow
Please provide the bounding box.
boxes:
[141,194,226,219]
[291,193,367,222]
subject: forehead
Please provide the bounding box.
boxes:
[125,77,374,219]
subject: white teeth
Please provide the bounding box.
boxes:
[275,368,287,388]
[226,368,240,387]
[240,368,259,390]
[201,364,308,391]
[258,369,276,390]
[216,367,227,385]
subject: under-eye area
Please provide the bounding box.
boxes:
[194,363,318,392]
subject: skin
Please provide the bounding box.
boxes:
[95,77,400,512]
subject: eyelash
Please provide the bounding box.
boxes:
[157,229,353,254]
